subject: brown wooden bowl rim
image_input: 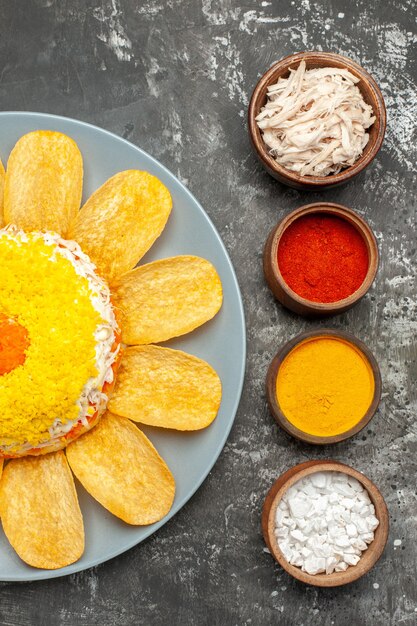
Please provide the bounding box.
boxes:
[263,202,379,313]
[262,460,389,587]
[248,51,386,187]
[266,329,382,445]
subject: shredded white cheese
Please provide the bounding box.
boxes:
[256,61,376,177]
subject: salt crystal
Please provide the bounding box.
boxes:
[283,516,296,529]
[300,483,317,497]
[304,555,326,575]
[347,477,362,492]
[329,523,345,537]
[314,542,333,558]
[346,523,358,537]
[306,506,317,519]
[334,535,351,548]
[290,553,304,567]
[352,538,368,551]
[358,490,371,505]
[333,483,355,497]
[285,486,298,501]
[325,510,334,524]
[366,515,380,532]
[333,473,349,483]
[310,472,327,489]
[329,525,345,539]
[314,495,329,513]
[335,561,348,572]
[334,542,345,554]
[326,556,339,574]
[278,540,293,562]
[344,554,360,566]
[275,509,287,524]
[356,518,369,534]
[290,529,307,543]
[275,526,288,539]
[288,496,312,518]
[311,519,320,533]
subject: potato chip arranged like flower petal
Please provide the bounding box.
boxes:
[109,345,222,430]
[66,412,175,525]
[69,170,172,283]
[112,256,223,345]
[4,131,83,236]
[0,451,84,569]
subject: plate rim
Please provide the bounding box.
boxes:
[0,111,247,582]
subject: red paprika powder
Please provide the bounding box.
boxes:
[278,213,369,303]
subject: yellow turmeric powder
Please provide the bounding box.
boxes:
[276,336,374,437]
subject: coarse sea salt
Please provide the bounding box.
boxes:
[275,471,379,575]
[256,61,375,177]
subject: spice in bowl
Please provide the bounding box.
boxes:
[275,471,379,575]
[278,212,369,303]
[256,60,375,177]
[276,335,375,438]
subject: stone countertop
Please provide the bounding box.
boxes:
[0,1,416,624]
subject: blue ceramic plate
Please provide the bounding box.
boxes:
[0,112,246,581]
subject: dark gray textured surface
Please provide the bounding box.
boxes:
[0,0,416,624]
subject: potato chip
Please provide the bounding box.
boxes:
[0,451,84,569]
[0,158,5,227]
[109,345,222,430]
[68,170,172,283]
[66,412,175,525]
[4,131,83,237]
[112,256,223,345]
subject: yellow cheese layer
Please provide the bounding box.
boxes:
[0,234,102,448]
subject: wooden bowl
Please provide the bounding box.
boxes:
[262,460,389,587]
[263,202,379,317]
[266,329,382,445]
[248,51,386,190]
